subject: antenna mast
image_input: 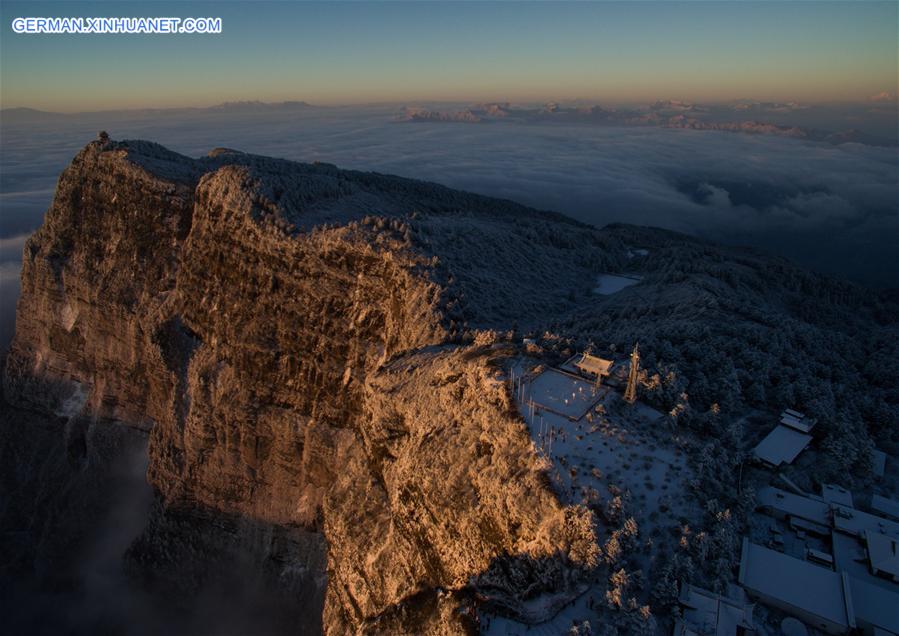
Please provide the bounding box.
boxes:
[624,343,640,404]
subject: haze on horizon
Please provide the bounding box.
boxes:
[1,1,897,112]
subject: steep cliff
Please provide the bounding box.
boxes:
[3,138,601,633]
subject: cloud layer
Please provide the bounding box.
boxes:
[396,100,899,148]
[1,104,896,351]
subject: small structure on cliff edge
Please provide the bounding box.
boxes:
[623,343,640,404]
[570,352,613,385]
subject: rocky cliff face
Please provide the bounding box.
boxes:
[3,138,600,634]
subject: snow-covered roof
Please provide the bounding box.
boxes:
[741,539,899,635]
[822,484,854,508]
[780,413,816,433]
[871,494,899,521]
[848,575,899,634]
[832,504,899,540]
[865,531,899,580]
[678,584,754,636]
[572,353,613,377]
[753,426,812,467]
[756,486,830,527]
[738,539,855,631]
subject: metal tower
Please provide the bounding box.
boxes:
[623,343,640,404]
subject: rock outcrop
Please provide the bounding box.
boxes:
[3,138,601,633]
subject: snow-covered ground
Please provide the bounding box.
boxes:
[486,359,696,634]
[522,368,605,421]
[594,273,642,295]
[513,361,688,526]
[481,586,601,636]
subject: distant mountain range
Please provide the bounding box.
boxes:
[396,100,897,147]
[3,98,894,147]
[0,100,316,121]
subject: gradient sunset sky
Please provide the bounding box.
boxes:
[1,1,896,111]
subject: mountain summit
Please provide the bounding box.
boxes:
[2,138,895,634]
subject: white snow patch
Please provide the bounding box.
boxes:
[594,273,641,295]
[525,368,603,421]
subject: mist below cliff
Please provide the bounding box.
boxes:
[0,403,326,636]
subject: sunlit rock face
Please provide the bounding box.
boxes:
[4,141,197,426]
[4,138,600,633]
[325,346,598,632]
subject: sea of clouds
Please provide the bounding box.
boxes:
[1,104,897,351]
